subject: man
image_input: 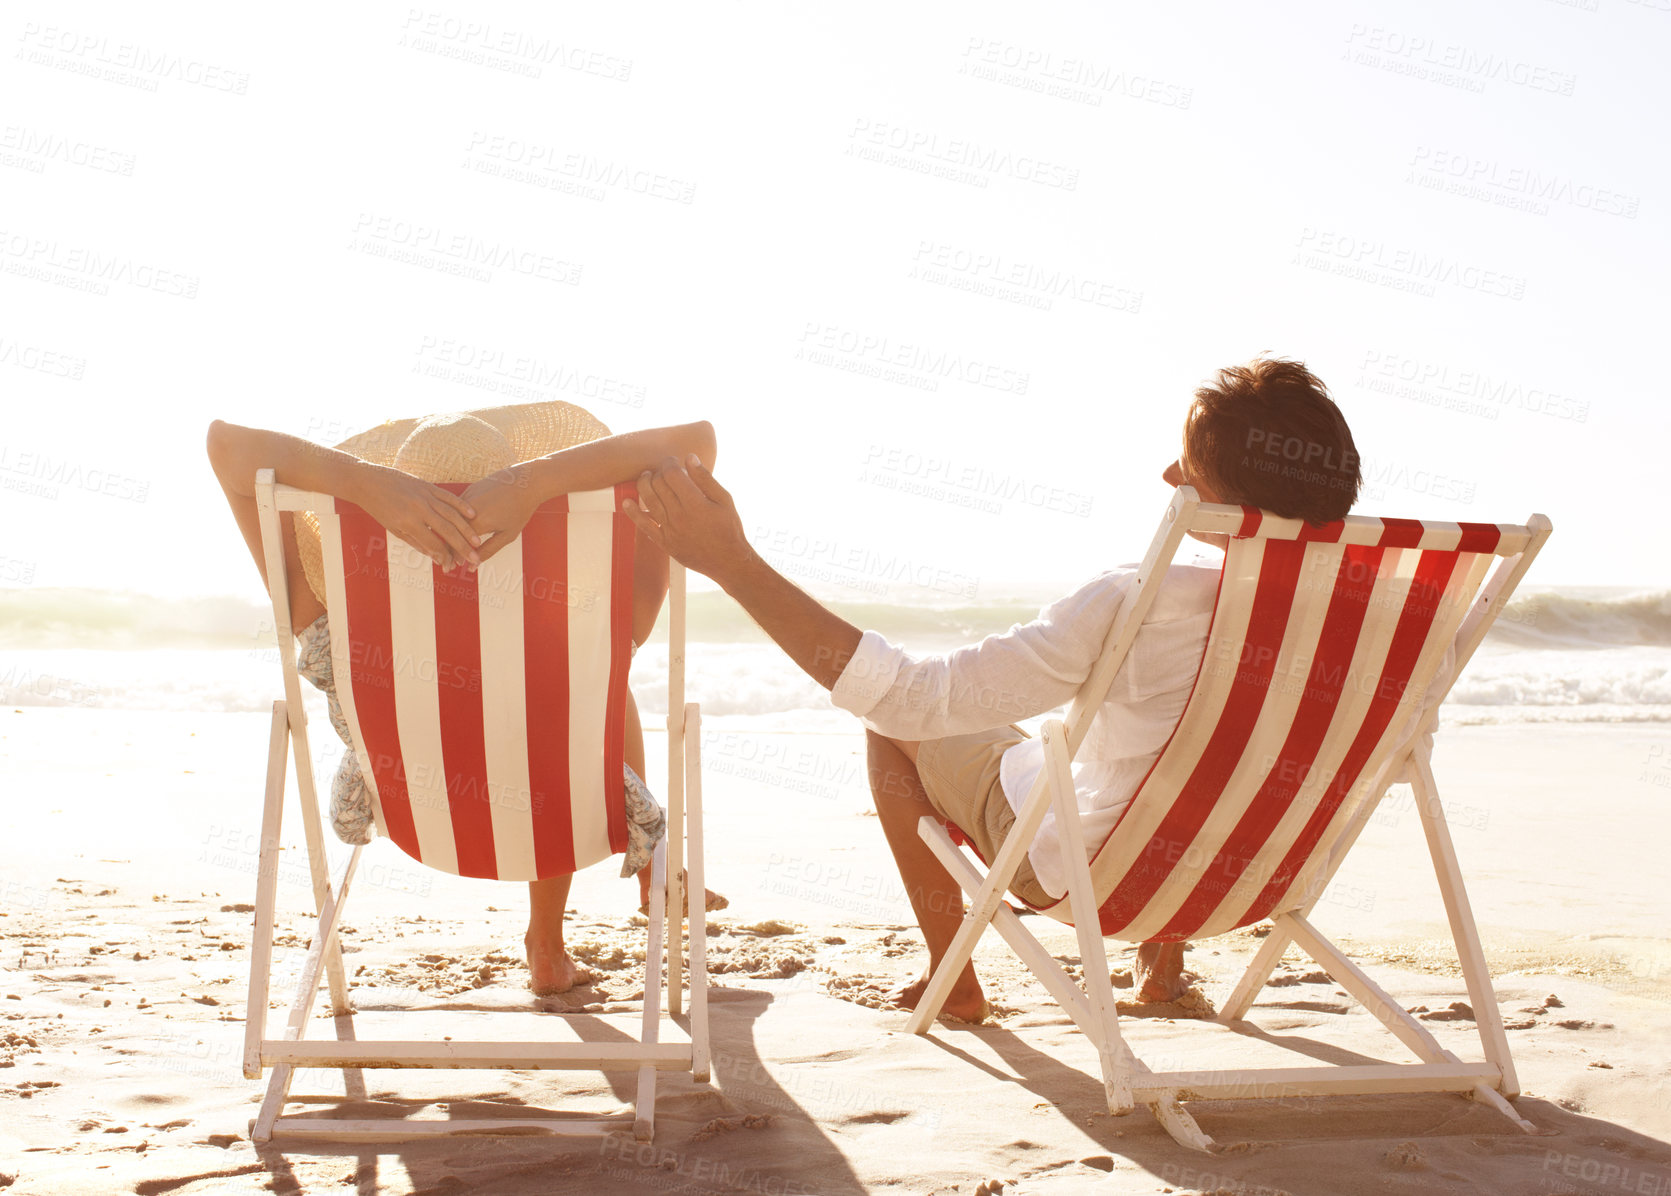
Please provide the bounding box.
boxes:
[624,358,1362,1021]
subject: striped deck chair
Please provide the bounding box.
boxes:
[244,469,708,1143]
[905,487,1552,1151]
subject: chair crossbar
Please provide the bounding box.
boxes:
[1132,1062,1500,1102]
[266,1117,629,1142]
[1187,503,1537,555]
[261,1041,693,1070]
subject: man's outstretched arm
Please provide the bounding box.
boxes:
[623,456,860,691]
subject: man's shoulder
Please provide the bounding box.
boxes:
[1150,555,1223,620]
[1055,555,1222,619]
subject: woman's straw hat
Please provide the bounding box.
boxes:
[294,401,610,605]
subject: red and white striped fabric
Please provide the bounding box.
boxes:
[315,483,638,882]
[1034,510,1507,942]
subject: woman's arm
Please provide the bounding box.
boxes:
[205,420,482,571]
[464,421,716,562]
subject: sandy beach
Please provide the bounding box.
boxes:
[0,706,1667,1195]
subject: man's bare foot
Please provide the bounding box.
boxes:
[886,972,991,1024]
[524,934,596,996]
[1133,940,1193,1003]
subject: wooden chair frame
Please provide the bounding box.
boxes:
[904,486,1552,1150]
[244,471,709,1143]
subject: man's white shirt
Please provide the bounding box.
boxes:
[831,555,1224,898]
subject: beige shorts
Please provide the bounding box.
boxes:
[915,724,1053,908]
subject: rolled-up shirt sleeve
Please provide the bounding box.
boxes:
[829,571,1134,741]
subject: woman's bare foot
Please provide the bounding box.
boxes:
[1133,940,1193,1003]
[524,933,596,996]
[886,972,991,1024]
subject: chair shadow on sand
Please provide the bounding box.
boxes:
[913,1015,1671,1196]
[249,986,869,1196]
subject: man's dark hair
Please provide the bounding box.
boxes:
[1184,356,1361,524]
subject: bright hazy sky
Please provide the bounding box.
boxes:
[2,1,1664,605]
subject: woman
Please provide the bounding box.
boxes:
[206,402,721,994]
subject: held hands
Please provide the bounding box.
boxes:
[461,465,539,565]
[354,454,746,577]
[623,456,753,583]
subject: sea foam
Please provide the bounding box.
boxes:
[2,587,1667,725]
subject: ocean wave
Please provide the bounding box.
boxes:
[1449,648,1671,707]
[0,589,275,650]
[5,642,1669,728]
[1490,588,1671,649]
[6,585,1669,653]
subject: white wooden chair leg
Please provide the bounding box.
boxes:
[252,1063,295,1142]
[276,849,361,1042]
[1150,1099,1215,1152]
[685,704,710,1083]
[1470,1084,1539,1134]
[290,712,351,1017]
[905,772,1060,1036]
[922,824,1096,1031]
[1411,753,1521,1099]
[1042,722,1134,1113]
[245,701,289,1079]
[255,473,350,1016]
[1220,923,1296,1022]
[634,839,669,1141]
[665,562,687,1018]
[1285,915,1535,1134]
[902,866,1005,1035]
